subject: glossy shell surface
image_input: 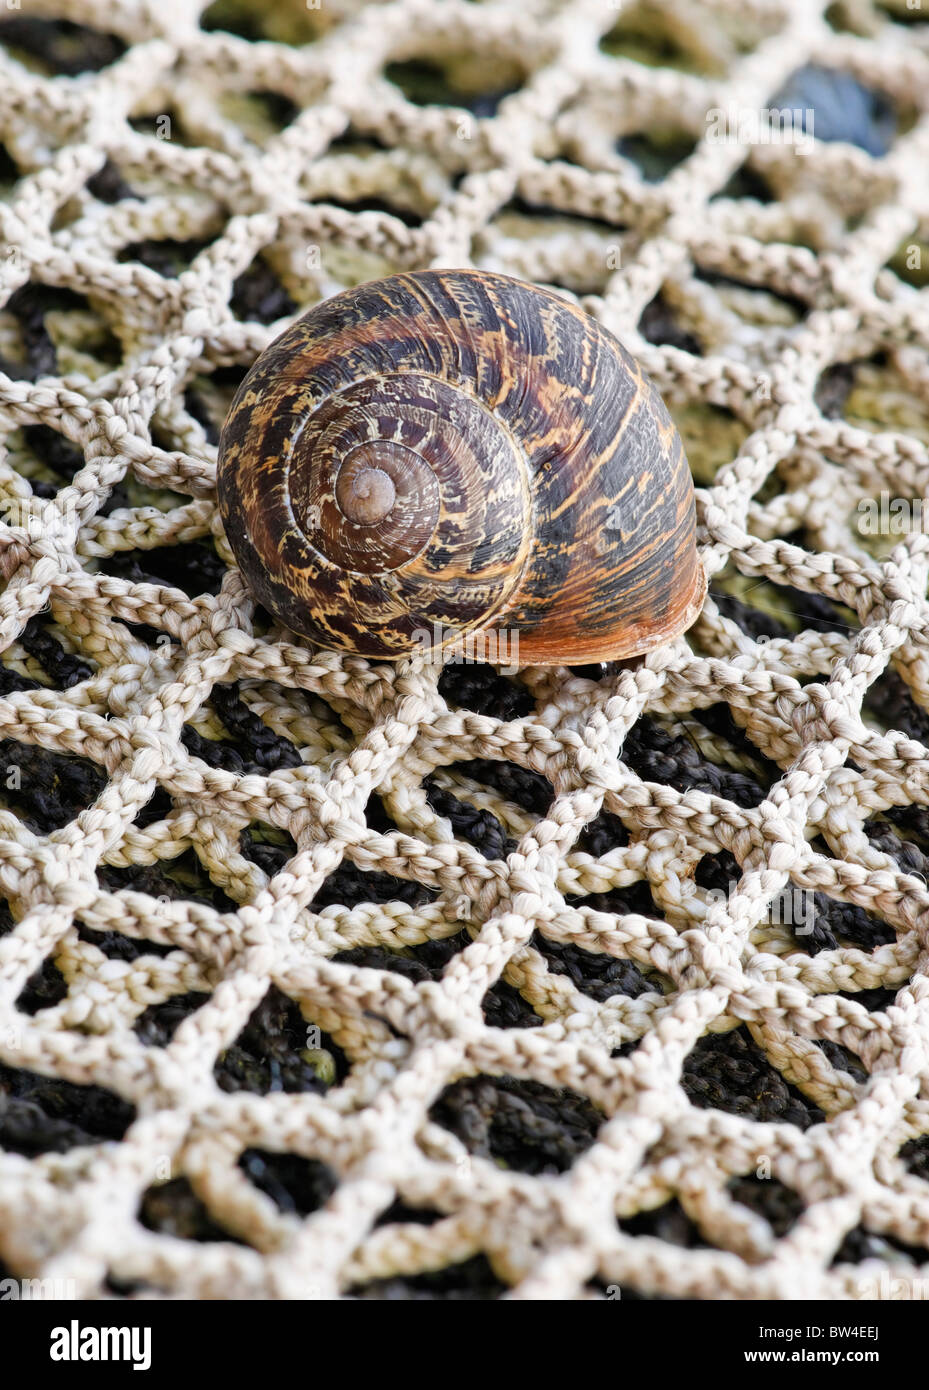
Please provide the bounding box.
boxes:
[217,268,706,662]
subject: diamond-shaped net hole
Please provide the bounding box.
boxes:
[214,985,348,1095]
[0,17,126,76]
[0,1063,135,1155]
[431,1076,604,1176]
[683,1028,825,1129]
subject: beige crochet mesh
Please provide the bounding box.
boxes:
[2,0,929,1301]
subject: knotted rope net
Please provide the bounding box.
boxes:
[0,0,928,1301]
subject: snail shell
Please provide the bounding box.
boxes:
[217,269,705,664]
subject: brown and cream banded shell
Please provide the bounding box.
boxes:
[217,268,706,663]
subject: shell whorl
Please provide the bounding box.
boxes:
[218,269,706,663]
[280,371,532,645]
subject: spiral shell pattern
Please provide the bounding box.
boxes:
[218,269,705,662]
